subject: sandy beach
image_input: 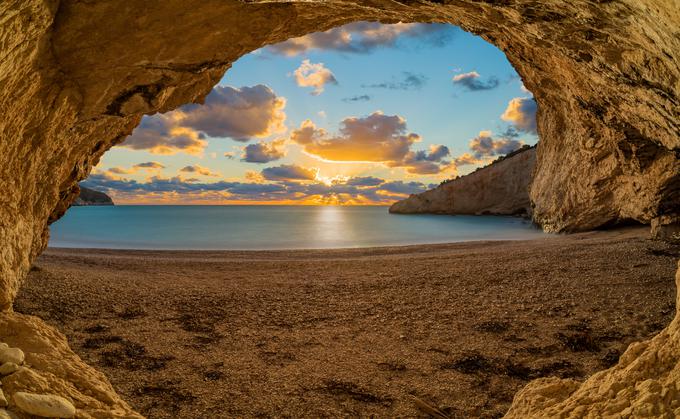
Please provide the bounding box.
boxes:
[15,227,679,418]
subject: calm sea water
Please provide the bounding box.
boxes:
[48,205,545,250]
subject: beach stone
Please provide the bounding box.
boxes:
[0,344,7,351]
[13,392,75,418]
[0,409,19,419]
[0,363,19,376]
[0,349,23,366]
[0,389,6,407]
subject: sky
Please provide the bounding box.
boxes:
[84,22,538,205]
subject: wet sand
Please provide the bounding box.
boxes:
[15,227,680,418]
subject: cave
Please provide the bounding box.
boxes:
[1,0,678,417]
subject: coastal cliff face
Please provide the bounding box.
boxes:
[390,147,536,216]
[0,0,678,417]
[72,186,114,207]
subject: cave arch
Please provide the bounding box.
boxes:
[1,1,679,416]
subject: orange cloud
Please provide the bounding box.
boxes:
[289,112,451,175]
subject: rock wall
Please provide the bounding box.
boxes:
[390,147,536,216]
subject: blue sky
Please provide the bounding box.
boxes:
[87,23,537,204]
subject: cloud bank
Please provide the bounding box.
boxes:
[120,85,287,155]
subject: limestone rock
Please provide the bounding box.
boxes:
[390,146,536,216]
[0,363,19,376]
[13,392,75,418]
[0,349,23,366]
[0,409,18,419]
[0,312,142,418]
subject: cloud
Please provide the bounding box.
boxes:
[290,112,417,162]
[81,172,431,204]
[289,112,451,174]
[293,60,338,95]
[363,72,427,90]
[120,85,287,155]
[452,71,500,91]
[342,95,371,102]
[134,161,166,170]
[261,164,318,181]
[265,22,453,56]
[101,161,166,177]
[179,164,220,177]
[121,113,208,155]
[345,176,385,187]
[391,144,451,174]
[180,85,287,141]
[453,153,484,166]
[379,180,429,195]
[107,167,136,175]
[468,130,525,158]
[501,97,537,133]
[241,139,287,163]
[224,152,235,159]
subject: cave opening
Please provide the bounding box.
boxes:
[50,22,542,251]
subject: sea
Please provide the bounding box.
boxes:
[48,205,546,250]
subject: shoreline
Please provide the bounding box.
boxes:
[17,227,680,418]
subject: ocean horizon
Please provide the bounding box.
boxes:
[49,205,546,250]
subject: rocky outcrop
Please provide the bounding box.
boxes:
[390,146,536,216]
[0,312,141,418]
[71,186,114,207]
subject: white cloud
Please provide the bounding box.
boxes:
[293,60,338,95]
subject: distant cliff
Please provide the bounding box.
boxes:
[72,186,114,206]
[390,146,536,216]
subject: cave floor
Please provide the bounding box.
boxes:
[15,227,680,418]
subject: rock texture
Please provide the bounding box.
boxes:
[507,261,680,418]
[13,392,75,418]
[390,146,536,216]
[0,312,142,418]
[72,186,114,207]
